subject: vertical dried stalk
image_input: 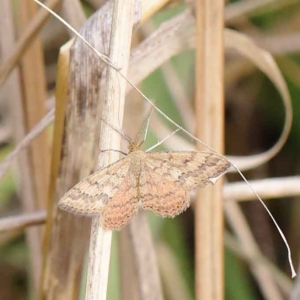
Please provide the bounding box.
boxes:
[120,67,163,299]
[119,91,143,300]
[18,0,49,211]
[225,201,284,300]
[290,266,300,300]
[0,0,61,85]
[39,3,115,297]
[85,1,136,299]
[119,228,139,300]
[194,0,225,299]
[128,213,164,300]
[17,0,49,289]
[1,0,42,291]
[39,40,92,300]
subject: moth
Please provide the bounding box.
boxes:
[59,125,230,230]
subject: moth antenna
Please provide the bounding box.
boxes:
[116,75,126,133]
[100,118,132,145]
[146,128,180,153]
[135,102,156,146]
[234,165,297,278]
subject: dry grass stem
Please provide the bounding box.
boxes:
[291,268,300,300]
[18,0,50,209]
[0,211,46,232]
[224,177,300,202]
[128,213,163,300]
[119,228,139,300]
[253,32,300,55]
[224,29,292,170]
[0,126,11,144]
[224,232,293,295]
[225,201,284,299]
[39,39,91,299]
[194,0,225,299]
[85,1,137,299]
[0,0,61,86]
[160,63,195,133]
[225,0,274,22]
[140,21,195,133]
[156,242,192,300]
[128,10,194,88]
[1,0,44,290]
[0,109,54,181]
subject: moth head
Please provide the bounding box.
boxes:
[128,141,141,153]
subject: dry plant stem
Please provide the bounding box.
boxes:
[156,242,192,300]
[85,1,136,299]
[38,1,138,296]
[0,211,46,231]
[224,177,300,202]
[224,29,292,171]
[0,229,23,246]
[224,232,293,295]
[39,39,91,300]
[1,0,42,291]
[225,0,299,24]
[140,21,195,133]
[119,229,139,300]
[0,126,11,144]
[160,63,195,133]
[128,10,194,90]
[195,0,225,299]
[225,0,274,22]
[225,201,284,300]
[253,32,300,56]
[0,0,61,86]
[0,109,54,181]
[19,0,49,211]
[128,213,164,300]
[290,265,300,300]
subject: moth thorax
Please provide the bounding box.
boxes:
[128,142,141,153]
